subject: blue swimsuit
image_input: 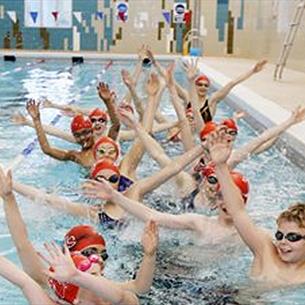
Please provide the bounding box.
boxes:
[98,175,134,228]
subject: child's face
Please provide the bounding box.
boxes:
[275,220,305,264]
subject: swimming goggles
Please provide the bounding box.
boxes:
[90,117,107,124]
[206,175,218,185]
[275,230,305,242]
[81,247,109,261]
[95,174,119,184]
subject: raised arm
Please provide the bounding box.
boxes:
[97,82,120,141]
[26,100,78,162]
[11,112,76,143]
[181,58,204,133]
[207,128,269,256]
[13,180,97,221]
[44,243,139,305]
[119,120,178,141]
[147,48,189,103]
[0,167,46,286]
[228,106,305,169]
[165,63,195,151]
[209,59,267,114]
[119,73,163,179]
[43,99,91,116]
[121,69,145,120]
[83,179,199,231]
[0,256,55,305]
[120,221,158,294]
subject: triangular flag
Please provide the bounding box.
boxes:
[162,11,171,24]
[96,11,103,20]
[73,12,82,23]
[118,11,126,22]
[7,11,17,23]
[30,11,38,23]
[52,11,59,21]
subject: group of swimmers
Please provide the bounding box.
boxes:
[1,45,305,304]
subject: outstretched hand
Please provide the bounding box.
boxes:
[204,127,234,165]
[97,82,113,101]
[40,242,78,282]
[82,179,114,201]
[26,99,40,120]
[181,57,199,80]
[146,73,160,96]
[252,59,267,73]
[42,99,54,108]
[290,106,305,124]
[11,112,28,125]
[118,106,137,129]
[164,62,175,88]
[121,69,135,88]
[141,220,159,257]
[0,167,13,199]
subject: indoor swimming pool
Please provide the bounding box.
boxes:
[1,58,305,305]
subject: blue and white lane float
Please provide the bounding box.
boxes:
[6,59,113,171]
[0,59,46,77]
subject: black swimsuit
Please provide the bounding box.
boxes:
[186,99,212,123]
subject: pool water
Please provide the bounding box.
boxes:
[0,59,305,305]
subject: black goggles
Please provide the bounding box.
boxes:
[90,117,107,124]
[81,247,109,261]
[226,129,238,136]
[95,174,119,184]
[275,230,305,242]
[206,175,218,185]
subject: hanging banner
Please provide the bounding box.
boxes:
[7,11,17,23]
[162,10,171,25]
[173,2,186,24]
[116,2,128,22]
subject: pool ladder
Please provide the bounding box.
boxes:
[274,0,305,80]
[182,28,203,56]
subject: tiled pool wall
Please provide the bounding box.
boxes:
[1,0,305,73]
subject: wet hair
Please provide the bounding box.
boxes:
[277,203,305,228]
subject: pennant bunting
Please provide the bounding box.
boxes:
[162,10,171,25]
[96,11,103,20]
[7,11,17,23]
[73,12,82,23]
[52,11,59,21]
[30,11,38,23]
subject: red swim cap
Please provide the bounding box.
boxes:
[230,171,249,203]
[195,74,210,86]
[220,118,238,132]
[201,164,216,177]
[64,225,106,252]
[89,108,108,122]
[199,121,217,141]
[93,136,120,161]
[48,253,92,304]
[70,115,92,133]
[90,159,120,179]
[202,165,249,203]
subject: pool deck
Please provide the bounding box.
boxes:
[199,56,305,169]
[202,56,305,112]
